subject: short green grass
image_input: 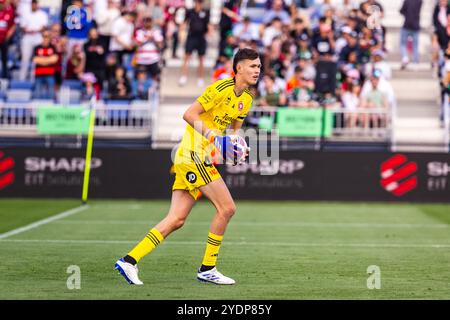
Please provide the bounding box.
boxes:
[0,199,449,299]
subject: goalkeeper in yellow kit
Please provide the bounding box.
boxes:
[115,48,261,285]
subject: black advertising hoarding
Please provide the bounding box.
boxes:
[223,152,450,202]
[0,148,173,199]
[0,148,449,202]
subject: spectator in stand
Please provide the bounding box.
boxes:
[65,43,85,80]
[359,25,381,64]
[335,25,352,55]
[164,0,186,59]
[360,69,390,129]
[84,27,106,95]
[338,30,361,68]
[138,0,165,29]
[365,49,391,81]
[79,71,97,100]
[0,0,15,79]
[262,17,283,48]
[19,0,48,80]
[133,16,164,82]
[296,32,313,60]
[218,0,240,61]
[341,79,361,129]
[32,29,58,99]
[232,16,259,43]
[65,0,94,58]
[132,69,153,100]
[218,31,237,63]
[212,57,233,82]
[49,22,67,91]
[286,65,303,95]
[178,0,212,87]
[108,65,131,100]
[105,52,118,83]
[432,3,450,72]
[109,10,137,66]
[256,73,287,107]
[311,17,335,60]
[340,68,360,94]
[399,0,423,70]
[288,68,318,108]
[263,0,291,25]
[290,17,310,42]
[95,0,121,53]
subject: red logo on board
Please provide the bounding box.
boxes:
[380,154,418,197]
[0,150,15,190]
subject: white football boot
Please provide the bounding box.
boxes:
[197,267,236,285]
[114,258,144,285]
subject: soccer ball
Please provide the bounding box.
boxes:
[227,134,248,165]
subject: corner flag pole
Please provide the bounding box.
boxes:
[82,96,97,204]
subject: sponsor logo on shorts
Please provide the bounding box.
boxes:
[186,171,197,184]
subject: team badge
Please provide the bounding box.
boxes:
[238,102,243,111]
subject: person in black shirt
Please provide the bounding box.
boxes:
[83,27,106,92]
[179,0,212,87]
[218,0,239,60]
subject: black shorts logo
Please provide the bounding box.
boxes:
[186,171,197,184]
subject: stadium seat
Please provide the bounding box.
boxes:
[57,88,82,105]
[6,89,33,102]
[8,79,34,90]
[61,80,83,91]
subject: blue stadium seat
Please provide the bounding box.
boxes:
[8,80,33,90]
[61,80,83,91]
[6,89,32,102]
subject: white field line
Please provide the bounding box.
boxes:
[0,205,89,240]
[53,220,450,229]
[1,238,450,249]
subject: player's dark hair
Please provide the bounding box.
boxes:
[232,48,259,74]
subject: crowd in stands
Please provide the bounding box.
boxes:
[0,0,170,102]
[0,0,447,127]
[211,0,398,129]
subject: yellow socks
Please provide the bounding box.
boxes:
[128,228,164,263]
[201,232,223,267]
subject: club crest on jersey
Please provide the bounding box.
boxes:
[238,102,243,111]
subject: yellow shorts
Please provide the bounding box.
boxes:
[172,148,222,200]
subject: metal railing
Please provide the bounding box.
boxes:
[246,105,393,141]
[0,99,156,138]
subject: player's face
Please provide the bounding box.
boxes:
[238,58,261,86]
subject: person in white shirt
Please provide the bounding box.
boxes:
[19,0,48,80]
[232,16,259,43]
[134,17,164,81]
[109,10,137,65]
[360,69,394,130]
[364,49,392,80]
[95,0,121,52]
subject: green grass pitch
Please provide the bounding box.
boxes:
[0,199,449,299]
